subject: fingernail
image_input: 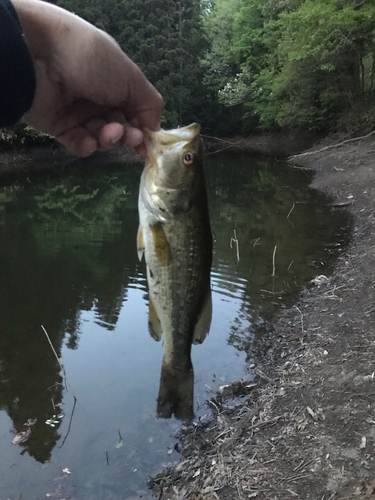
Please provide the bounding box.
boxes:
[110,134,122,146]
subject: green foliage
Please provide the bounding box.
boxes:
[118,0,207,127]
[7,0,375,138]
[203,0,375,131]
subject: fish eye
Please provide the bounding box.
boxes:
[184,152,194,165]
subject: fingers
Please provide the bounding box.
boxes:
[43,65,163,156]
[57,126,98,157]
[84,118,124,148]
[84,115,144,150]
[59,121,145,156]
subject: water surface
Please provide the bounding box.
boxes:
[0,152,350,499]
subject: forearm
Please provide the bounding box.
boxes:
[0,0,36,127]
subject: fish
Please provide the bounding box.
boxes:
[137,123,213,421]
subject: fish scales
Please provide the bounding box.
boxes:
[151,205,211,363]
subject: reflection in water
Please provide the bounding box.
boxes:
[0,163,141,463]
[138,126,212,421]
[206,153,351,355]
[0,152,351,498]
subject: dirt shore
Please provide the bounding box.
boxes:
[150,134,375,500]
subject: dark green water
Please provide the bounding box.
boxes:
[0,152,350,499]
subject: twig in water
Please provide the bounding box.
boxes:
[287,202,296,219]
[41,325,78,405]
[58,396,77,449]
[41,325,68,391]
[272,246,277,277]
[46,382,63,391]
[208,145,236,155]
[230,230,240,262]
[200,134,240,146]
[106,451,109,465]
[251,237,261,250]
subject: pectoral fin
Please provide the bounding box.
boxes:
[193,289,212,345]
[150,224,170,266]
[148,297,162,341]
[137,225,144,261]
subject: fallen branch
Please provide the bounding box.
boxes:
[289,129,375,159]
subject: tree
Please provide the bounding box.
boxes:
[48,0,206,128]
[274,0,375,128]
[118,0,207,127]
[202,0,375,131]
[200,0,257,132]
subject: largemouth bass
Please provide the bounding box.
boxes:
[137,123,212,421]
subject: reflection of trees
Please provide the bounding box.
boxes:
[206,152,352,353]
[0,152,352,462]
[0,162,141,462]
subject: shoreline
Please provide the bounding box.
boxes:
[150,134,375,499]
[0,146,142,176]
[0,130,322,176]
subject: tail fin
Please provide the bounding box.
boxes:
[157,358,194,422]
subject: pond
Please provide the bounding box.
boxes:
[0,151,351,499]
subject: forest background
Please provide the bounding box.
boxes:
[7,0,375,144]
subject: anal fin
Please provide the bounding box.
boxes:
[137,225,145,261]
[148,297,162,341]
[193,289,212,345]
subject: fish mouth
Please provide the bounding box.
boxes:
[144,123,201,160]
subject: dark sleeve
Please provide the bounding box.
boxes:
[0,0,36,127]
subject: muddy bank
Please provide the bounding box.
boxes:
[150,134,375,500]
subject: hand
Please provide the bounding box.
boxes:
[12,0,164,157]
